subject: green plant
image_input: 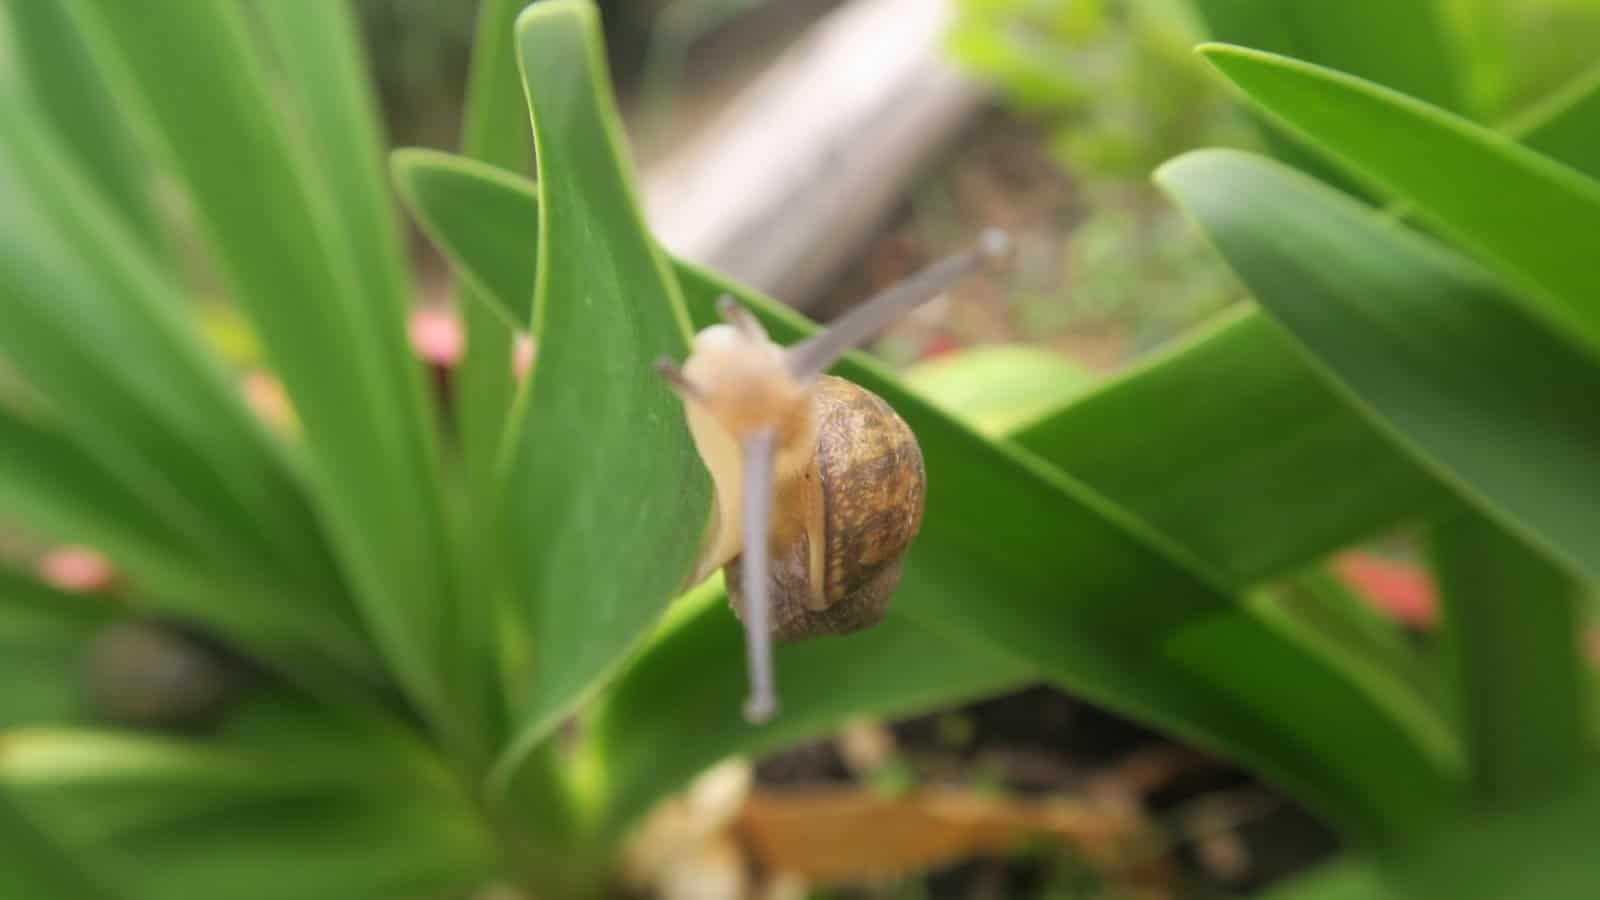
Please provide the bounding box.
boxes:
[3,2,1600,900]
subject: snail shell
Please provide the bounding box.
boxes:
[723,375,923,640]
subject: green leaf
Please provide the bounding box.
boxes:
[384,150,1456,841]
[393,150,535,330]
[67,0,467,756]
[1273,571,1451,722]
[1252,858,1384,900]
[250,0,415,374]
[0,82,377,686]
[1,1,171,267]
[1156,149,1600,585]
[901,345,1094,437]
[586,582,1034,836]
[0,789,120,900]
[1430,510,1586,806]
[449,3,536,714]
[0,568,112,729]
[491,0,710,781]
[1199,44,1600,357]
[1191,0,1466,194]
[3,696,491,900]
[1012,309,1447,585]
[1511,59,1600,181]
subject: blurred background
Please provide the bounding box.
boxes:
[6,1,1600,898]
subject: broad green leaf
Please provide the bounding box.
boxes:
[1381,770,1600,900]
[4,697,491,900]
[68,0,467,756]
[1430,510,1586,806]
[492,0,710,780]
[0,82,377,686]
[587,582,1034,836]
[1,1,170,267]
[0,789,119,900]
[1253,858,1384,900]
[1156,149,1600,585]
[1012,309,1447,585]
[385,150,1456,840]
[1199,45,1600,357]
[901,346,1093,437]
[1512,59,1600,180]
[0,568,112,729]
[1191,0,1466,195]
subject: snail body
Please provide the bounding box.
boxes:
[656,229,1009,721]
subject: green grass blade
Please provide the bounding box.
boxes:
[0,568,113,729]
[490,0,710,781]
[2,1,170,267]
[1157,149,1600,584]
[1199,45,1600,356]
[1430,511,1586,806]
[67,0,468,755]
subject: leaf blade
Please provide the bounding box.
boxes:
[1200,44,1600,356]
[1156,148,1600,584]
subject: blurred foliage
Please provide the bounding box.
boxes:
[947,0,1256,353]
[4,1,1600,898]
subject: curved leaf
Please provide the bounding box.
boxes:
[2,1,169,267]
[490,0,710,780]
[1199,45,1600,356]
[1512,60,1600,180]
[1156,149,1600,584]
[1430,510,1586,806]
[67,0,467,754]
[0,568,112,729]
[0,81,378,687]
[1013,309,1447,584]
[3,696,490,900]
[1192,0,1466,194]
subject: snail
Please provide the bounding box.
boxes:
[655,229,1011,723]
[84,619,247,730]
